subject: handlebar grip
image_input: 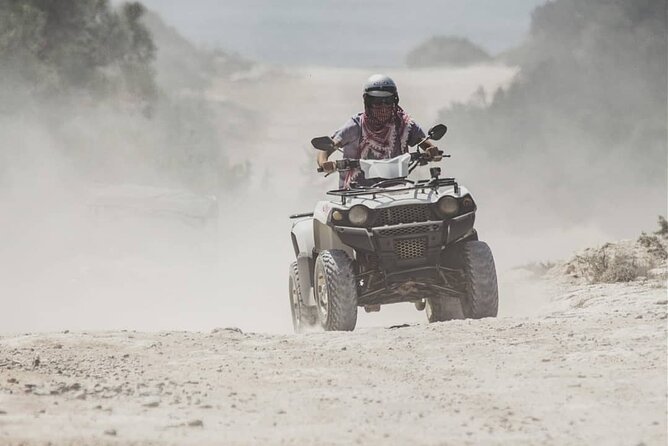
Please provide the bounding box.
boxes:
[317,167,324,173]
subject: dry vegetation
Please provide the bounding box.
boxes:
[560,217,668,284]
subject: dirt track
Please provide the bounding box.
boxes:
[1,280,666,445]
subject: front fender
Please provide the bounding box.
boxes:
[291,217,314,257]
[314,220,354,258]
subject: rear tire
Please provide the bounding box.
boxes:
[426,297,446,322]
[289,262,317,333]
[288,262,304,333]
[314,250,357,331]
[425,296,464,322]
[459,241,499,319]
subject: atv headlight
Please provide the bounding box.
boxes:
[460,196,475,211]
[436,196,459,218]
[348,205,370,226]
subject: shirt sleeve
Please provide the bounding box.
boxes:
[407,121,427,147]
[331,116,360,147]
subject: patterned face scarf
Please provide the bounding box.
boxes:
[359,104,411,160]
[367,102,395,126]
[342,103,412,188]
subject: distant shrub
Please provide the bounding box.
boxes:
[573,246,646,283]
[602,252,644,282]
[638,216,668,260]
[638,233,668,260]
[656,216,668,237]
[573,247,609,283]
[406,36,492,68]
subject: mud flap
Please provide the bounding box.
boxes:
[297,253,314,306]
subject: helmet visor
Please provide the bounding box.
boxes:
[365,89,394,98]
[368,95,395,105]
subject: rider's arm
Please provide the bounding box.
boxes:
[317,148,330,167]
[317,139,339,172]
[411,123,440,160]
[409,122,436,151]
[317,137,340,166]
[320,117,357,168]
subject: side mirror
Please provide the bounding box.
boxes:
[311,136,336,151]
[428,124,447,141]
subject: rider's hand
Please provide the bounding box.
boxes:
[320,161,337,173]
[424,146,442,162]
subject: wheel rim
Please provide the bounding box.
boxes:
[289,276,302,331]
[315,265,329,321]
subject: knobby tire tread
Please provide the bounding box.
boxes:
[461,241,499,318]
[289,262,303,333]
[318,250,357,331]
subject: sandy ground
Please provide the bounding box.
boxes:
[1,278,666,445]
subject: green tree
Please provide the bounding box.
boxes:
[440,0,667,230]
[0,0,156,99]
[406,36,492,68]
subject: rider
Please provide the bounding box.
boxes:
[318,74,440,189]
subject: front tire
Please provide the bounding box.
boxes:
[459,241,499,319]
[313,250,358,331]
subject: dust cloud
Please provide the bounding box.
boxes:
[1,64,646,335]
[441,0,667,263]
[1,0,665,335]
[0,63,521,334]
[0,100,218,333]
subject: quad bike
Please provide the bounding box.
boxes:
[288,124,498,332]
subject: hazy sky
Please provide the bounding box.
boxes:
[130,0,547,67]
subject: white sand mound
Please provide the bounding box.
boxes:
[545,225,667,285]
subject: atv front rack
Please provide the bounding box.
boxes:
[289,212,314,219]
[327,178,459,205]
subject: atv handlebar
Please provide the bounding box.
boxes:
[317,159,360,174]
[313,123,449,174]
[411,150,447,162]
[316,150,448,174]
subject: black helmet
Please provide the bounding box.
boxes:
[363,74,399,104]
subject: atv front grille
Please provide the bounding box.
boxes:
[394,237,427,260]
[374,205,432,227]
[377,224,440,237]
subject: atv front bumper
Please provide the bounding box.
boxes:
[332,211,475,273]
